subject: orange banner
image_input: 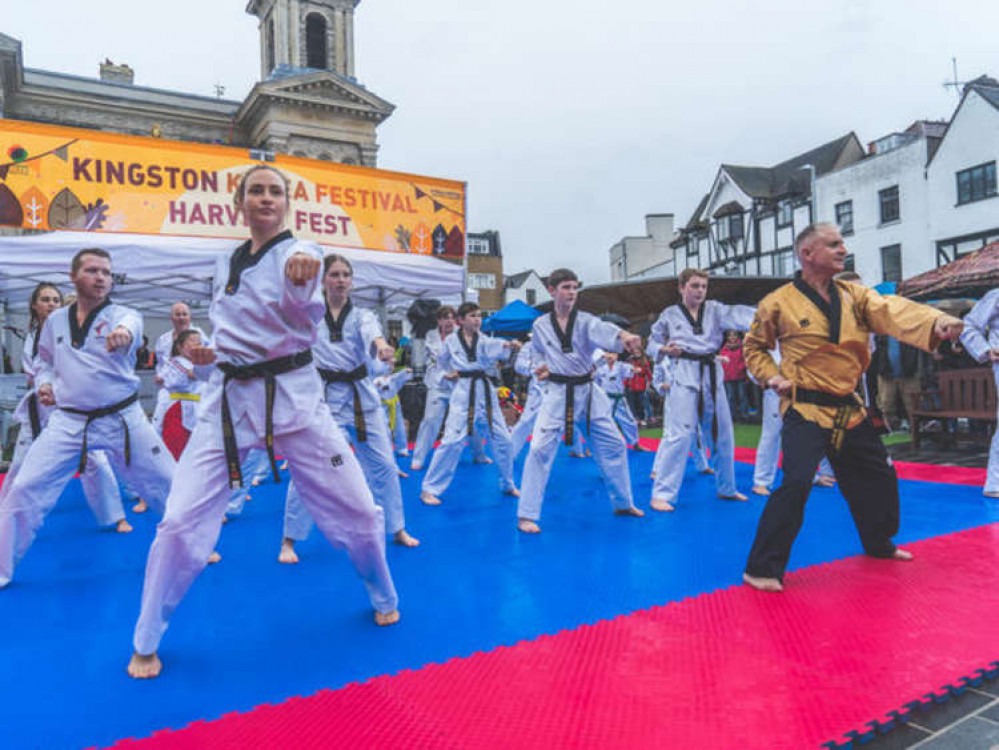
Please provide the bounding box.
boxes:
[0,118,466,257]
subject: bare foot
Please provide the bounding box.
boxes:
[614,506,645,518]
[374,609,400,626]
[115,519,133,533]
[751,485,771,497]
[127,652,162,679]
[813,475,836,487]
[475,457,494,465]
[132,499,148,514]
[222,515,229,525]
[280,461,289,471]
[700,467,715,475]
[410,462,423,471]
[251,478,261,487]
[743,573,783,592]
[892,548,914,561]
[650,498,675,512]
[207,551,222,564]
[503,486,521,498]
[984,490,999,499]
[278,539,299,564]
[420,491,441,506]
[397,469,410,479]
[719,492,748,502]
[394,529,420,547]
[517,518,541,533]
[649,472,657,480]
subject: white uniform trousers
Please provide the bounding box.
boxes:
[224,448,273,516]
[411,388,489,468]
[0,417,126,527]
[151,388,171,432]
[652,381,738,503]
[517,383,636,522]
[608,393,639,446]
[421,395,515,497]
[0,404,174,587]
[133,402,398,656]
[283,407,408,540]
[753,389,836,489]
[383,402,409,455]
[652,395,710,476]
[987,368,999,495]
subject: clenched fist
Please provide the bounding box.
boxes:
[106,326,133,352]
[286,253,321,287]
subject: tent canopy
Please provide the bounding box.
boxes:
[481,299,541,336]
[0,231,466,315]
[897,242,999,301]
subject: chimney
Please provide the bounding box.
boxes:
[99,60,134,85]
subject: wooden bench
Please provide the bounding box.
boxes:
[909,368,996,449]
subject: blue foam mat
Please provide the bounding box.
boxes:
[0,449,995,749]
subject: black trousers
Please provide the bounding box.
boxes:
[745,407,899,581]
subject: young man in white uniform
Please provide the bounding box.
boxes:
[419,302,520,506]
[0,249,176,588]
[646,268,756,512]
[516,269,646,533]
[960,287,999,498]
[128,167,399,679]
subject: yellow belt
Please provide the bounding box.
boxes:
[170,392,201,402]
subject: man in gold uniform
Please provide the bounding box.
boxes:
[742,223,964,592]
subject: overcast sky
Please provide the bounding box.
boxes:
[4,1,997,283]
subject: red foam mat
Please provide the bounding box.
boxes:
[112,524,999,750]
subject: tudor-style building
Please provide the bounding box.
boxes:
[670,133,865,278]
[0,0,393,167]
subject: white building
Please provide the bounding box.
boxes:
[504,270,550,307]
[927,76,999,265]
[815,121,946,284]
[608,214,676,281]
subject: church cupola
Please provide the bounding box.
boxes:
[246,0,359,80]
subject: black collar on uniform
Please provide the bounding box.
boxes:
[678,303,705,335]
[549,308,577,353]
[68,298,113,349]
[458,330,479,362]
[225,229,293,295]
[792,271,842,344]
[31,326,41,358]
[325,298,353,342]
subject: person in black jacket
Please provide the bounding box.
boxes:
[870,334,921,431]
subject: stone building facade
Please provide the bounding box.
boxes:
[0,0,392,167]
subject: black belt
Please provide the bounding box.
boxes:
[792,386,863,453]
[218,350,313,488]
[27,394,42,440]
[548,373,592,446]
[679,351,720,444]
[318,364,369,442]
[62,392,139,474]
[458,371,493,438]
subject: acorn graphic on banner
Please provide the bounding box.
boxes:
[0,184,24,226]
[432,224,447,255]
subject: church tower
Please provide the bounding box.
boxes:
[247,0,360,80]
[241,0,392,166]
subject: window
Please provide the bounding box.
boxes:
[305,13,328,69]
[717,219,729,240]
[467,238,490,255]
[774,249,794,276]
[526,288,537,305]
[956,162,997,205]
[843,253,855,272]
[879,186,899,224]
[881,244,902,283]
[468,273,496,290]
[835,200,854,235]
[777,200,793,228]
[265,19,275,73]
[728,214,744,240]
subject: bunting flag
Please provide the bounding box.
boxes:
[0,138,78,181]
[410,182,464,218]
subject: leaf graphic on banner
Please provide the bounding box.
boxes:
[410,222,433,255]
[20,187,49,229]
[445,226,465,255]
[394,225,411,251]
[0,184,24,226]
[84,198,110,230]
[48,188,87,229]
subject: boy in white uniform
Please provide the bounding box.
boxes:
[376,367,413,457]
[516,269,646,533]
[128,167,398,679]
[593,350,640,447]
[0,249,176,588]
[650,356,711,478]
[960,287,999,498]
[510,343,586,459]
[647,268,756,512]
[419,302,520,505]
